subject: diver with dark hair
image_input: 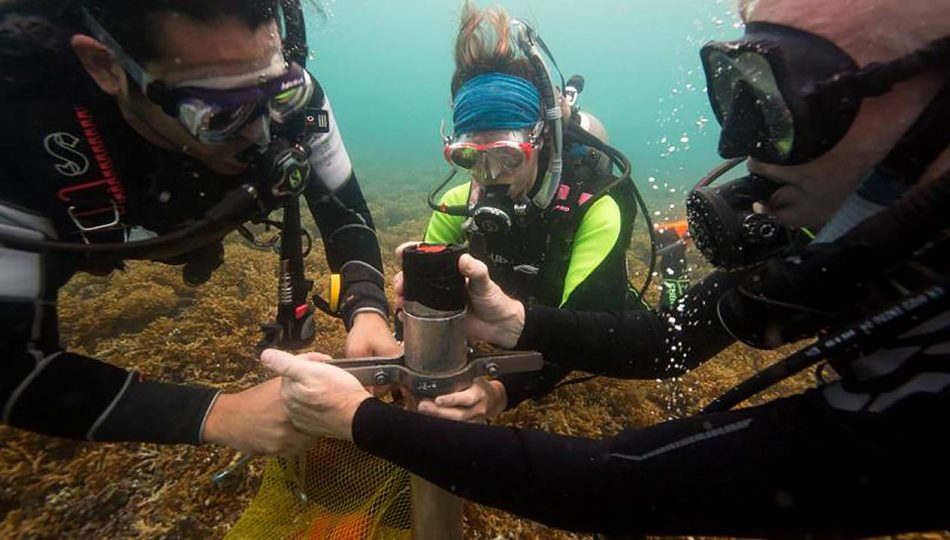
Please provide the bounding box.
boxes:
[263,0,950,535]
[0,0,398,453]
[422,2,651,418]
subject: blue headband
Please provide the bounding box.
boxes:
[452,73,542,135]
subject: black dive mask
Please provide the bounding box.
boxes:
[686,159,791,270]
[471,184,528,235]
[702,23,950,165]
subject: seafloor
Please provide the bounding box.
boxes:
[1,179,946,539]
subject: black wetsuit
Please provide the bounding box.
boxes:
[0,11,388,444]
[350,248,950,536]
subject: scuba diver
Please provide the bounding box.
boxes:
[422,3,653,418]
[0,0,397,454]
[264,0,950,535]
[426,3,637,315]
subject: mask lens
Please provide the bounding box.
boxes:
[449,146,481,169]
[485,144,527,170]
[704,47,795,163]
[181,102,260,144]
[448,142,528,171]
[207,103,258,132]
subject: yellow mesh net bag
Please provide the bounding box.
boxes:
[227,438,412,539]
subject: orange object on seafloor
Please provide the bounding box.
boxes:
[655,219,690,239]
[304,512,373,540]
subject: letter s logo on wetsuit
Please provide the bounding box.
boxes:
[43,132,90,177]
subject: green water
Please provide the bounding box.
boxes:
[303,0,743,221]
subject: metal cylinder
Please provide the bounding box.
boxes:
[402,244,467,539]
[411,475,463,540]
[403,302,467,375]
[406,301,466,540]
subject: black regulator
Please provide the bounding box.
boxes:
[686,158,792,270]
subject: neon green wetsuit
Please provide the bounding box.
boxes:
[425,180,632,311]
[424,157,639,406]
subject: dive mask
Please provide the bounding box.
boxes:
[81,7,314,145]
[442,124,543,181]
[701,22,950,165]
[163,60,313,145]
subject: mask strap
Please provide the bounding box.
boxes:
[80,8,149,87]
[816,36,950,99]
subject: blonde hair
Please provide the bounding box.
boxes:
[451,1,538,96]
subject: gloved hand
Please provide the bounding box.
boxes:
[417,377,508,422]
[393,242,525,348]
[260,349,372,441]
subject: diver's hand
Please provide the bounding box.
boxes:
[417,377,508,422]
[457,254,525,348]
[201,377,315,457]
[345,312,401,358]
[260,349,372,441]
[393,243,525,348]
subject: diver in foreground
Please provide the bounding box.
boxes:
[422,2,648,420]
[0,0,397,454]
[264,0,950,535]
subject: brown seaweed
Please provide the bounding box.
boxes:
[1,188,945,539]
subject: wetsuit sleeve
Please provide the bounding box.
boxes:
[423,183,469,244]
[0,204,218,444]
[515,269,745,378]
[353,388,944,536]
[301,94,388,329]
[495,269,746,408]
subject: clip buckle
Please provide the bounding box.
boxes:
[67,200,122,244]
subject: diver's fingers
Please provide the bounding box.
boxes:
[416,399,438,415]
[300,352,333,363]
[417,400,481,422]
[434,386,482,408]
[393,271,404,294]
[260,348,323,381]
[458,254,492,296]
[395,241,422,263]
[393,271,405,311]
